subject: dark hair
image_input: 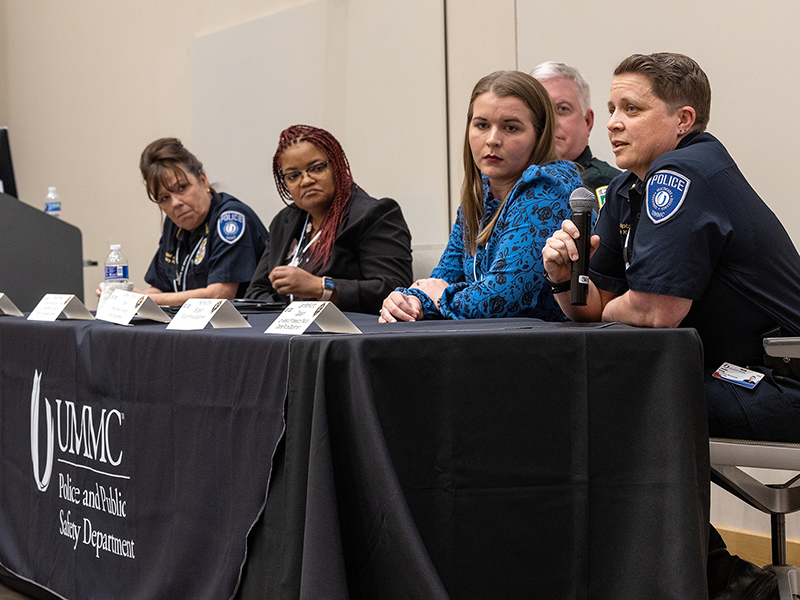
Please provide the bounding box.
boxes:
[614,53,711,132]
[461,71,559,253]
[140,137,209,203]
[273,125,354,269]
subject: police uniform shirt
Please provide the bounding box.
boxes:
[590,131,800,368]
[573,145,621,206]
[145,192,268,298]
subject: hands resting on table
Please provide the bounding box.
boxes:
[378,278,449,323]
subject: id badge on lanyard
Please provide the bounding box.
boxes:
[173,234,206,292]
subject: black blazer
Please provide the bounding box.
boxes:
[245,185,413,314]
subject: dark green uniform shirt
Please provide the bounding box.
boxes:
[574,146,621,206]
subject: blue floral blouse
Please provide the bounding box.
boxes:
[400,161,582,320]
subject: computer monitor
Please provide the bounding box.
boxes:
[0,127,18,198]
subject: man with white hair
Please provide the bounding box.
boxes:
[531,61,620,203]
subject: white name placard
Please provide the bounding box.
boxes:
[28,294,94,321]
[95,290,171,326]
[166,299,250,330]
[265,301,361,335]
[0,293,23,317]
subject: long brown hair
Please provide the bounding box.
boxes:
[273,125,355,269]
[461,71,558,254]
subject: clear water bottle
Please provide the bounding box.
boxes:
[97,244,133,312]
[104,244,129,283]
[44,186,61,218]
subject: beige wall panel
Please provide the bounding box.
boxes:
[0,0,8,125]
[517,0,800,243]
[3,0,310,306]
[445,0,517,223]
[191,0,450,249]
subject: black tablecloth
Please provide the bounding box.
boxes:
[0,316,289,600]
[0,313,709,600]
[239,317,710,600]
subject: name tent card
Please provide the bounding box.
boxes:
[265,301,361,335]
[28,294,94,321]
[166,299,250,330]
[0,293,23,317]
[95,290,171,326]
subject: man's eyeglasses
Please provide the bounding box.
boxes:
[282,161,329,186]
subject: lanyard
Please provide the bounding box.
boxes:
[173,229,206,292]
[289,214,322,267]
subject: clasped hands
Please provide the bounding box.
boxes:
[379,277,448,322]
[269,265,324,299]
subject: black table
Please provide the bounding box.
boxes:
[239,316,710,599]
[0,313,709,600]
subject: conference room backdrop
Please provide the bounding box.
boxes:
[2,0,800,540]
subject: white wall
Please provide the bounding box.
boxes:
[190,0,449,247]
[516,0,800,245]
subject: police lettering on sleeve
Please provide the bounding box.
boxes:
[217,210,246,245]
[645,170,690,224]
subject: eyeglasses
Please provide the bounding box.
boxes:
[282,161,329,186]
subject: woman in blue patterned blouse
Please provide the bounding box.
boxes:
[379,70,583,321]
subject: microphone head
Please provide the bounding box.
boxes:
[569,187,599,213]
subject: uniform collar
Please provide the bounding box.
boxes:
[573,145,593,167]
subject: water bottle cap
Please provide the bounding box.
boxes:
[48,186,56,192]
[110,244,121,250]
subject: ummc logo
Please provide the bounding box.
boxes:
[30,371,54,492]
[30,370,124,493]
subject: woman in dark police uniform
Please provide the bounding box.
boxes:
[245,124,413,314]
[544,52,800,600]
[116,137,268,306]
[379,70,582,322]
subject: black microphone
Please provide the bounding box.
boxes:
[569,187,600,306]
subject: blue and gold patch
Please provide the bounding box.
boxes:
[194,238,207,265]
[646,170,690,224]
[217,210,246,245]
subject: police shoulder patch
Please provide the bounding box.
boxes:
[646,170,690,224]
[217,210,246,245]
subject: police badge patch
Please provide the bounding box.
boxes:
[194,238,207,265]
[217,210,246,245]
[646,170,690,224]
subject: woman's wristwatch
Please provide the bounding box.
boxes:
[544,271,571,294]
[321,276,335,301]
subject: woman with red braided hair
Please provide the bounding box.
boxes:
[245,125,413,313]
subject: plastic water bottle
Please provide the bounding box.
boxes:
[98,244,133,312]
[104,244,129,283]
[44,186,61,218]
